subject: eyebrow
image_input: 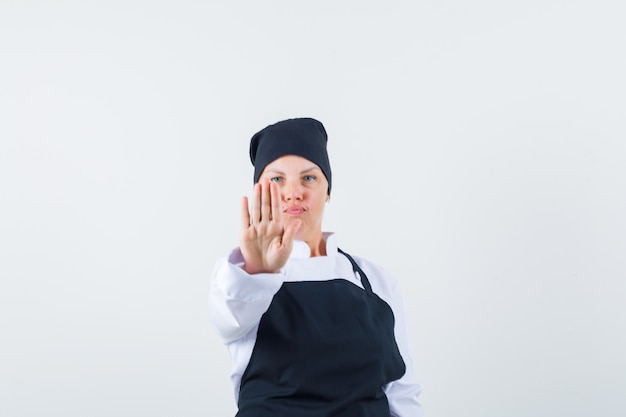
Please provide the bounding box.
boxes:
[265,166,320,175]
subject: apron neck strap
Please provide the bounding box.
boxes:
[337,248,373,294]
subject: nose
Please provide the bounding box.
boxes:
[283,180,303,202]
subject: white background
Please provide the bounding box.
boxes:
[1,1,625,416]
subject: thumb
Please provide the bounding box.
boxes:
[281,219,302,248]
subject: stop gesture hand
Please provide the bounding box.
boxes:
[240,181,301,274]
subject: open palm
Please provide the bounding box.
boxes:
[240,181,301,274]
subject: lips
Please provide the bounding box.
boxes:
[285,206,305,215]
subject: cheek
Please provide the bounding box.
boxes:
[313,198,327,215]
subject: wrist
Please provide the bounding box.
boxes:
[242,263,280,275]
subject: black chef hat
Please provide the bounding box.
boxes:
[250,117,332,194]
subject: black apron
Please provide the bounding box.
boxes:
[237,249,406,417]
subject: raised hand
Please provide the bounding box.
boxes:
[239,181,301,274]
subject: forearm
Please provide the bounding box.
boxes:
[209,250,284,343]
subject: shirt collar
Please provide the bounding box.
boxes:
[291,232,338,259]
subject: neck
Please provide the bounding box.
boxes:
[306,233,327,257]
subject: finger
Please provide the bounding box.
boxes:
[270,181,282,223]
[252,182,261,224]
[281,218,302,248]
[261,180,271,222]
[240,196,250,230]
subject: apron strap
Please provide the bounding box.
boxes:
[337,248,373,294]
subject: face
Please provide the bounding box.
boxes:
[258,154,329,245]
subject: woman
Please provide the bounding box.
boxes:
[209,117,423,417]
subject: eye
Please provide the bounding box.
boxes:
[303,175,316,182]
[270,176,283,183]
